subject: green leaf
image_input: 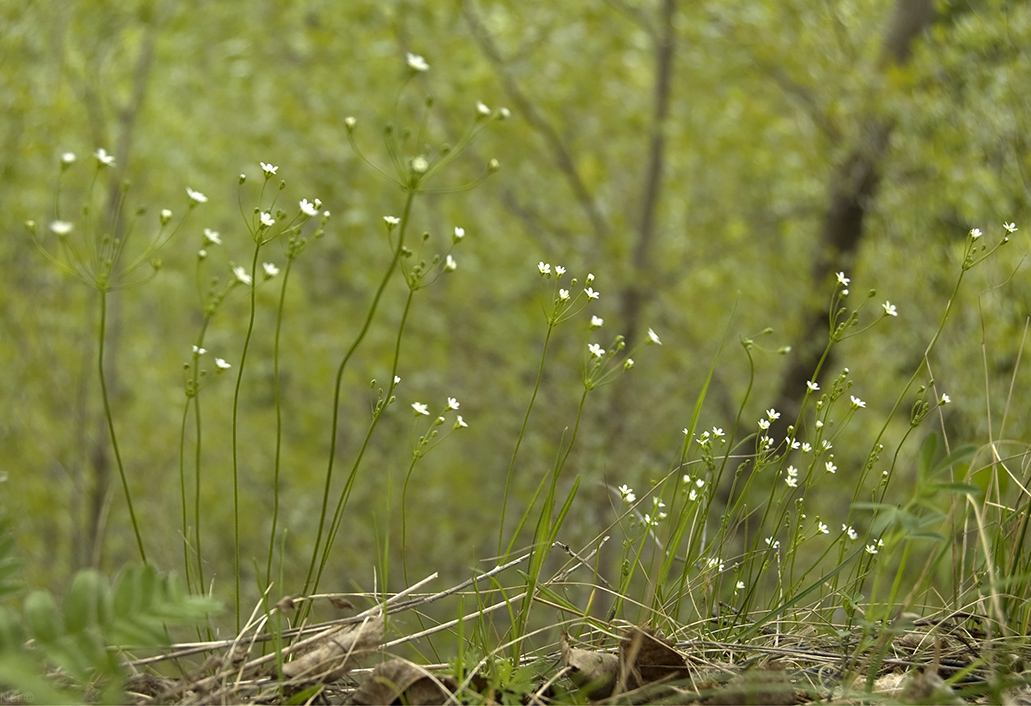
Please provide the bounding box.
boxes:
[0,605,24,651]
[64,569,112,635]
[23,589,62,644]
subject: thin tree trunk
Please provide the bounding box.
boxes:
[767,0,935,442]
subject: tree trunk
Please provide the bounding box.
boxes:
[767,0,935,442]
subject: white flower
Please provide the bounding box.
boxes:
[94,148,115,167]
[215,357,231,371]
[736,581,745,591]
[411,156,429,173]
[300,199,319,217]
[623,358,635,370]
[447,397,460,410]
[160,209,172,224]
[411,402,430,416]
[818,521,829,534]
[836,271,850,287]
[758,419,770,430]
[807,380,820,391]
[203,228,222,245]
[617,484,636,503]
[882,301,898,317]
[815,420,824,429]
[49,220,74,235]
[766,409,780,420]
[1003,222,1018,234]
[590,315,604,329]
[453,226,465,241]
[393,375,401,384]
[476,101,491,116]
[262,262,279,279]
[939,393,951,405]
[844,525,857,541]
[584,287,599,300]
[712,427,724,437]
[260,162,278,177]
[344,116,357,130]
[384,216,400,227]
[588,343,605,359]
[765,537,780,549]
[801,442,812,453]
[232,265,252,285]
[406,52,429,72]
[825,460,837,474]
[647,328,662,345]
[586,273,595,283]
[192,346,206,355]
[454,415,468,429]
[558,289,570,301]
[850,395,865,409]
[865,544,878,555]
[186,187,208,204]
[538,261,550,276]
[555,265,566,276]
[61,151,76,165]
[970,227,982,239]
[445,254,457,272]
[821,440,832,451]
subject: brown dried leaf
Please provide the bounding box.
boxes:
[276,595,296,612]
[351,659,457,705]
[618,626,692,693]
[561,634,618,700]
[283,615,383,683]
[329,596,355,611]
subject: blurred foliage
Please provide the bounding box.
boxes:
[0,0,1028,626]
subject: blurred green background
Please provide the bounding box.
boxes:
[1,0,1028,616]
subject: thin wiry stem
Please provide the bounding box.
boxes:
[303,190,416,598]
[97,289,146,562]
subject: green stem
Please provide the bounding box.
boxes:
[265,259,294,589]
[303,190,416,597]
[230,246,263,629]
[97,289,146,563]
[497,322,555,556]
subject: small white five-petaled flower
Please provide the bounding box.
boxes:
[1003,222,1018,233]
[406,53,429,72]
[588,343,605,358]
[647,328,662,345]
[617,484,636,504]
[260,162,278,177]
[300,199,319,217]
[186,187,208,204]
[411,402,430,416]
[445,255,457,272]
[538,261,550,276]
[232,266,252,286]
[262,262,279,279]
[850,395,865,408]
[260,211,275,228]
[215,357,231,371]
[882,301,898,317]
[94,148,115,167]
[447,397,460,410]
[584,287,599,300]
[836,271,850,287]
[204,228,221,245]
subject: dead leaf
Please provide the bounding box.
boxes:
[351,659,457,705]
[283,615,383,683]
[618,626,692,694]
[276,595,296,612]
[329,596,355,611]
[561,633,618,700]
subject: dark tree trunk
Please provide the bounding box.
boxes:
[767,0,936,442]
